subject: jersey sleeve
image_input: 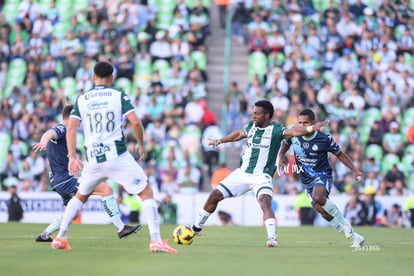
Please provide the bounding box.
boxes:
[327,134,341,155]
[70,97,81,121]
[121,91,135,115]
[242,121,254,137]
[52,124,66,140]
[279,123,288,138]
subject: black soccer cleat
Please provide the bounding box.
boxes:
[192,225,203,236]
[35,235,53,242]
[118,224,142,239]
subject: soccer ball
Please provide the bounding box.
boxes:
[172,225,195,245]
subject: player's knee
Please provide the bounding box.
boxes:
[258,194,272,206]
[210,189,224,202]
[312,194,326,206]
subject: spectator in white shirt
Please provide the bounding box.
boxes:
[31,14,53,42]
[343,87,365,111]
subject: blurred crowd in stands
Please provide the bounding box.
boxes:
[0,0,414,213]
[226,0,414,200]
[0,0,214,198]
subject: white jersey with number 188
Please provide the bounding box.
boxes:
[70,85,135,164]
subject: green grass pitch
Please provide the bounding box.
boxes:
[0,223,412,276]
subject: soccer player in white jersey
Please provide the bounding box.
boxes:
[51,61,177,253]
[277,108,365,247]
[33,105,141,242]
[192,100,328,247]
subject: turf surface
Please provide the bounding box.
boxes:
[0,223,412,276]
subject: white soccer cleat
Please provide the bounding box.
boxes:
[350,233,365,248]
[266,237,278,248]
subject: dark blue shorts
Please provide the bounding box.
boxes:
[304,175,332,205]
[52,177,79,206]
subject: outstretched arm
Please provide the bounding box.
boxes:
[32,129,57,152]
[283,120,329,139]
[126,111,146,162]
[336,150,364,181]
[276,140,290,167]
[67,117,83,177]
[208,130,246,147]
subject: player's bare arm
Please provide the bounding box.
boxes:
[32,129,57,152]
[66,117,83,177]
[126,111,146,162]
[276,140,291,174]
[283,120,329,139]
[208,130,246,147]
[336,150,364,181]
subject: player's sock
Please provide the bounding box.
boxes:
[193,209,212,230]
[101,195,124,233]
[142,199,162,242]
[56,197,83,239]
[322,199,353,236]
[328,217,343,233]
[264,218,276,240]
[44,215,64,237]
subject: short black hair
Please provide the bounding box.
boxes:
[255,100,274,119]
[299,108,316,121]
[62,105,73,120]
[94,61,114,78]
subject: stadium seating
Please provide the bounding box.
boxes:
[365,144,383,163]
[381,153,400,175]
[114,77,132,97]
[248,51,267,82]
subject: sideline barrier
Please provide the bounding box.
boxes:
[0,192,409,226]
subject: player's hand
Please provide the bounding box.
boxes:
[208,138,221,147]
[313,120,330,131]
[135,144,146,162]
[355,171,364,182]
[68,158,83,177]
[32,142,47,152]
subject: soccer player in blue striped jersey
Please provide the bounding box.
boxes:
[192,100,328,247]
[33,105,141,243]
[277,108,365,247]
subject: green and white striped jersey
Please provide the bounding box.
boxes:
[70,85,134,164]
[240,121,287,176]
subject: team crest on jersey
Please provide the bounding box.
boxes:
[303,142,310,149]
[312,144,318,151]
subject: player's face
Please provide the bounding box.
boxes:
[251,106,268,127]
[297,115,314,126]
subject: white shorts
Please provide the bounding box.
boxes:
[77,152,148,196]
[218,168,273,200]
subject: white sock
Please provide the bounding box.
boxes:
[323,199,353,234]
[142,199,161,242]
[43,215,64,237]
[56,197,83,239]
[101,195,125,232]
[193,209,212,229]
[264,218,276,239]
[328,217,343,233]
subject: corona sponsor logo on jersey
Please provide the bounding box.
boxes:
[85,91,113,100]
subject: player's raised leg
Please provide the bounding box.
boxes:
[313,186,365,247]
[192,189,225,235]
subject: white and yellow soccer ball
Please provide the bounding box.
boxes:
[172,225,195,245]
